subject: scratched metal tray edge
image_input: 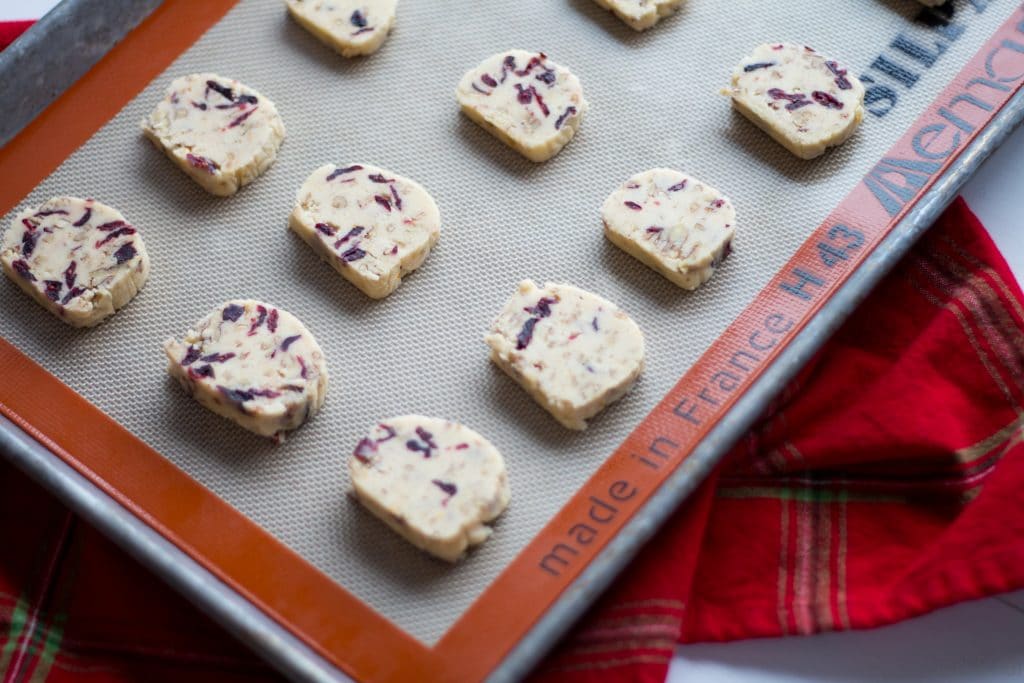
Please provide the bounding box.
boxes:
[0,0,162,149]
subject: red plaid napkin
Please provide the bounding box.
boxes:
[0,20,33,51]
[1,198,1022,682]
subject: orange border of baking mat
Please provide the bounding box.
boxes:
[2,2,1024,681]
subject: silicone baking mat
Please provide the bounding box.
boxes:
[1,0,1022,678]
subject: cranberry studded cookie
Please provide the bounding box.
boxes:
[485,281,645,430]
[2,197,150,326]
[285,0,397,57]
[164,300,328,442]
[729,43,865,159]
[592,0,684,31]
[602,169,735,290]
[289,163,441,299]
[350,416,510,562]
[456,50,588,162]
[142,73,285,196]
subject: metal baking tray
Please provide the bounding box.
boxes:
[2,1,1023,680]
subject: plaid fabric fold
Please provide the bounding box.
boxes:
[531,197,1024,682]
[0,21,33,52]
[1,198,1022,682]
[0,465,279,683]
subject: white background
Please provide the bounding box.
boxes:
[3,2,1023,680]
[0,0,55,21]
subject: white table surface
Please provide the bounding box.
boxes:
[3,2,1023,681]
[0,0,56,21]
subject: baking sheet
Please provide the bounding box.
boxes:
[0,0,1015,646]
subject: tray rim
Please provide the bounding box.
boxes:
[0,0,163,148]
[1,2,1023,682]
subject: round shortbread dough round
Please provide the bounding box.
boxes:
[1,196,150,327]
[285,0,397,57]
[289,163,441,299]
[349,415,510,562]
[485,281,645,430]
[602,168,735,290]
[456,49,588,162]
[164,299,328,442]
[592,0,685,31]
[729,43,865,159]
[141,73,286,196]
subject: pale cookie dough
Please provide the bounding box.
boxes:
[729,43,865,159]
[485,281,645,430]
[592,0,684,31]
[602,169,735,290]
[164,300,328,442]
[285,0,397,57]
[290,163,440,299]
[1,197,150,327]
[456,50,588,162]
[349,416,510,562]
[141,73,286,196]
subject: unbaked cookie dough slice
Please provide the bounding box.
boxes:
[290,163,440,299]
[164,300,328,442]
[456,50,588,162]
[485,281,644,430]
[349,416,510,562]
[1,197,150,327]
[602,169,735,290]
[728,43,865,159]
[141,73,285,196]
[592,0,684,31]
[285,0,397,57]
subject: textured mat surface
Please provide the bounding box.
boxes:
[1,0,1013,645]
